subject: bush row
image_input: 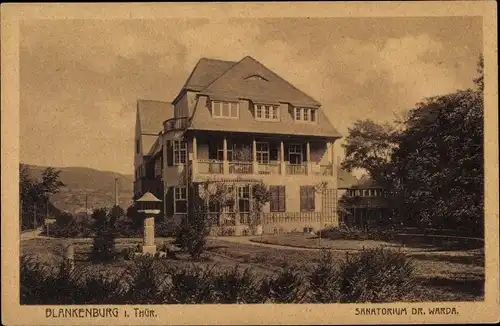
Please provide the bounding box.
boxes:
[21,247,415,304]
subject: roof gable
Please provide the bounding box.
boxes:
[137,100,173,134]
[200,56,320,106]
[183,58,237,91]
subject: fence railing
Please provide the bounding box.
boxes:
[163,117,189,132]
[261,211,338,224]
[257,162,281,175]
[229,161,253,174]
[286,163,307,175]
[197,159,223,174]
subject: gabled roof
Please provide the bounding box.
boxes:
[137,100,173,134]
[183,58,237,91]
[141,135,158,157]
[199,56,320,107]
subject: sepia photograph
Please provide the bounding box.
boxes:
[1,2,498,325]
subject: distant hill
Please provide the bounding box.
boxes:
[24,164,134,215]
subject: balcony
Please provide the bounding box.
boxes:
[163,117,189,132]
[257,162,281,175]
[229,161,253,174]
[198,159,223,174]
[285,163,307,175]
[192,159,333,177]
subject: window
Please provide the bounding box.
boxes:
[154,157,162,178]
[174,187,187,214]
[256,142,270,164]
[238,186,250,213]
[270,186,286,212]
[363,190,370,197]
[208,197,221,213]
[212,101,239,118]
[294,107,317,123]
[300,186,315,212]
[254,104,279,121]
[173,140,187,165]
[294,107,302,120]
[216,142,234,161]
[289,144,303,164]
[136,140,140,153]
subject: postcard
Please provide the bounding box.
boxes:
[1,1,498,325]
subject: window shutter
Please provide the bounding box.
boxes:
[270,186,277,212]
[165,187,174,217]
[166,140,173,166]
[308,187,315,211]
[284,145,289,163]
[278,186,286,212]
[300,186,306,211]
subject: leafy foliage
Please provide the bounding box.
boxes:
[337,248,415,303]
[341,56,484,233]
[19,165,65,230]
[90,227,116,263]
[21,246,417,304]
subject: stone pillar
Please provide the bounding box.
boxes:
[306,141,311,175]
[280,141,286,175]
[142,216,156,254]
[223,137,229,175]
[252,138,258,174]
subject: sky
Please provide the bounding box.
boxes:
[20,17,482,175]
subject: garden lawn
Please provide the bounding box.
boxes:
[21,236,484,302]
[207,238,484,302]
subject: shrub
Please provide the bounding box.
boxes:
[20,256,84,304]
[155,221,177,237]
[307,250,341,303]
[75,272,126,304]
[56,212,74,228]
[261,264,306,303]
[174,202,209,259]
[114,216,140,237]
[162,264,218,304]
[337,247,415,303]
[212,266,265,303]
[90,228,116,263]
[124,256,165,304]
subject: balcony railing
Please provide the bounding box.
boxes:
[286,163,307,175]
[314,165,333,176]
[257,162,281,175]
[229,161,253,174]
[163,117,189,132]
[198,159,223,174]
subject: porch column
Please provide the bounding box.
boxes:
[223,137,229,175]
[331,142,337,187]
[192,135,198,177]
[252,138,258,174]
[280,141,286,175]
[306,141,311,175]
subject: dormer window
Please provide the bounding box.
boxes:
[211,101,239,119]
[254,104,279,121]
[245,74,269,82]
[294,107,317,123]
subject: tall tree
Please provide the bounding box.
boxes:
[341,119,397,188]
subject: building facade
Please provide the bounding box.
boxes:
[134,56,344,235]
